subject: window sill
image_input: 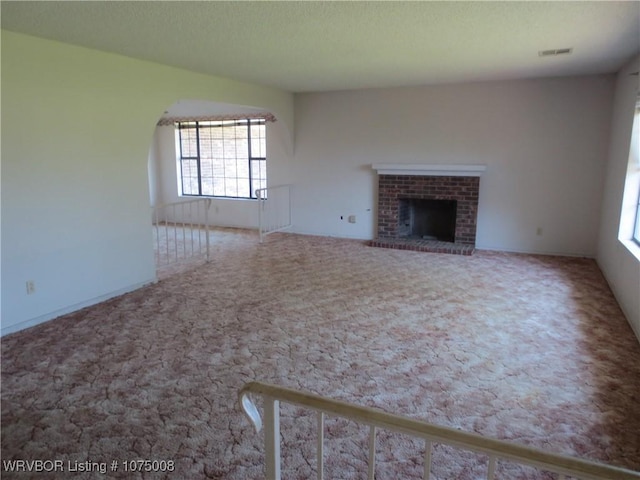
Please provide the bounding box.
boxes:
[180,195,258,202]
[620,238,640,262]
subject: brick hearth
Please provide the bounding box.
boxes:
[371,171,481,255]
[369,238,476,255]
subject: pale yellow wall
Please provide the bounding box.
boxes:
[0,30,293,334]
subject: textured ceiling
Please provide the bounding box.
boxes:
[2,1,639,93]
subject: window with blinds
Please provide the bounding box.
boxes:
[177,119,266,199]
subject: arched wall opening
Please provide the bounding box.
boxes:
[148,99,292,231]
[1,30,294,335]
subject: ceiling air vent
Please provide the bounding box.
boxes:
[538,48,573,57]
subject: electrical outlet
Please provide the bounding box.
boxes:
[348,215,356,224]
[26,280,35,295]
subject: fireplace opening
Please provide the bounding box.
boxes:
[398,199,457,242]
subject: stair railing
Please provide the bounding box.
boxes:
[152,198,211,267]
[256,185,292,242]
[239,381,640,480]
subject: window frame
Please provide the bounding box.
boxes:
[176,118,266,200]
[631,102,640,246]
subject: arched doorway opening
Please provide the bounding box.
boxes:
[147,99,278,276]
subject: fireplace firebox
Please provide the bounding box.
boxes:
[370,164,485,255]
[398,198,457,242]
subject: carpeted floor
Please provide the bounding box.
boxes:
[2,229,640,479]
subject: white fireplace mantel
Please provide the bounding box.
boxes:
[372,164,486,177]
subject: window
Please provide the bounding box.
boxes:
[617,96,640,251]
[631,103,640,245]
[634,189,640,245]
[177,119,266,199]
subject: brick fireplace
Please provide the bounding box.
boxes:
[370,164,485,255]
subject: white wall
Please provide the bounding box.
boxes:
[1,31,293,335]
[597,54,640,340]
[292,77,614,256]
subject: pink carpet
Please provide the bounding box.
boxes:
[2,229,639,479]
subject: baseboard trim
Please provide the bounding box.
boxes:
[475,245,596,258]
[290,228,373,241]
[0,278,157,337]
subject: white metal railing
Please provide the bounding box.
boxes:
[256,185,292,242]
[239,382,640,480]
[152,198,212,267]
